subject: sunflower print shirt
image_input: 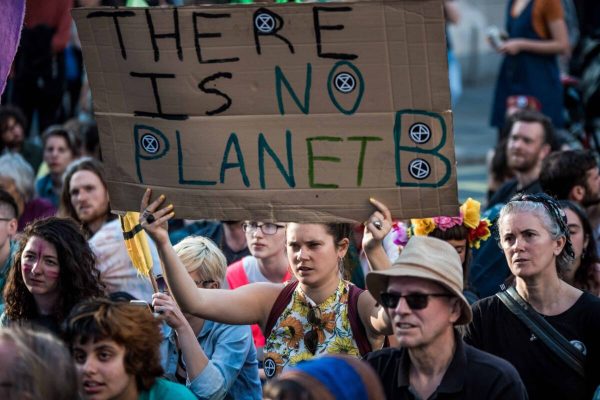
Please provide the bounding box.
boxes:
[262,280,360,378]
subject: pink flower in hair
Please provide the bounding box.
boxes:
[432,215,463,231]
[391,221,409,246]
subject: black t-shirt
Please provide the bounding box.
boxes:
[487,178,543,209]
[365,335,527,400]
[465,292,600,400]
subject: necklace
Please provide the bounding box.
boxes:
[297,284,318,308]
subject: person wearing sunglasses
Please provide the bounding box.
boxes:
[226,221,291,354]
[139,189,391,379]
[364,235,527,400]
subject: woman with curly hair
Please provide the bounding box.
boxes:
[63,297,196,400]
[0,217,105,334]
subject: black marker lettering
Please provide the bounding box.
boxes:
[87,10,136,60]
[130,72,188,120]
[145,8,183,62]
[253,8,294,55]
[193,12,240,64]
[198,72,233,116]
[313,7,357,60]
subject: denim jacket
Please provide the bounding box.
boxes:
[160,320,262,400]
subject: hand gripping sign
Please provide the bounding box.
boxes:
[73,0,459,222]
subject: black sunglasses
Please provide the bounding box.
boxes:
[380,292,453,310]
[303,305,322,355]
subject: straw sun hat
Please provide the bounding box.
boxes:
[366,235,473,325]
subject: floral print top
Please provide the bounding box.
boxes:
[262,280,360,378]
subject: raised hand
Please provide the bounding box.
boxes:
[140,188,175,246]
[363,197,392,251]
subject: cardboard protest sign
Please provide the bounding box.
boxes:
[72,0,459,222]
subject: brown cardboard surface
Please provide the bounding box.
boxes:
[73,0,458,222]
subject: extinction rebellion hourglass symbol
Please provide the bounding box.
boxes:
[408,123,431,144]
[255,13,276,33]
[141,134,160,154]
[408,158,431,180]
[334,72,356,93]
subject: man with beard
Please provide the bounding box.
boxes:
[470,111,558,298]
[540,149,600,250]
[487,110,556,208]
[540,150,600,206]
[59,157,161,303]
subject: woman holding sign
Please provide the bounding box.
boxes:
[140,189,391,378]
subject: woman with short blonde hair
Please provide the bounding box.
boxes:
[174,236,226,284]
[154,235,262,399]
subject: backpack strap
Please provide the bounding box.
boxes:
[264,280,299,339]
[348,284,375,357]
[264,281,387,356]
[496,286,585,377]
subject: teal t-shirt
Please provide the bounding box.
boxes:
[139,378,196,400]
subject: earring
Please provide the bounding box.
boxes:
[581,250,586,260]
[338,257,344,274]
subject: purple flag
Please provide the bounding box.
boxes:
[0,0,26,98]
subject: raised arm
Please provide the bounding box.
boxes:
[140,189,281,328]
[153,293,254,399]
[152,293,210,382]
[357,290,392,347]
[362,198,394,271]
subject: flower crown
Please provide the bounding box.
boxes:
[395,198,491,249]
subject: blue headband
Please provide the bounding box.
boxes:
[293,356,368,400]
[509,192,575,259]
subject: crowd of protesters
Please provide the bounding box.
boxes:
[1,0,600,399]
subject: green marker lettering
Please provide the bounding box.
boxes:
[275,63,312,115]
[348,136,383,186]
[306,136,342,188]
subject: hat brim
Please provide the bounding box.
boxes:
[366,265,473,325]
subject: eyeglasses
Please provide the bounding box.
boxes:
[303,305,322,355]
[379,292,454,310]
[242,222,285,235]
[0,218,13,222]
[194,279,215,288]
